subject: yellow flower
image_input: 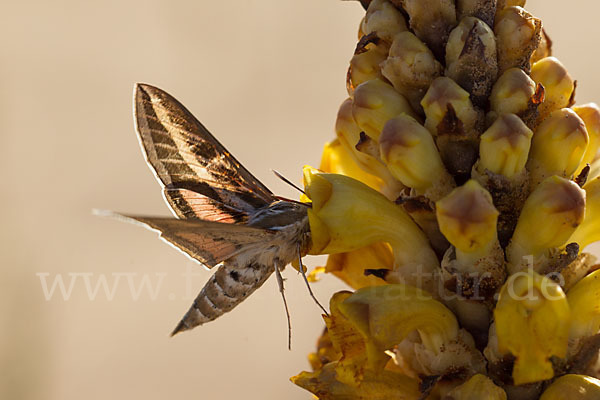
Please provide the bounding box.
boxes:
[530,57,575,121]
[324,291,378,385]
[323,242,393,290]
[492,270,570,385]
[506,175,586,273]
[339,285,459,355]
[302,166,439,294]
[319,138,382,191]
[292,285,473,399]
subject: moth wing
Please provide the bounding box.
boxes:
[163,188,248,224]
[97,211,273,269]
[134,83,276,218]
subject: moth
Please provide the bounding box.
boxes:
[107,83,319,337]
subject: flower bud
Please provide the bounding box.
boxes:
[480,113,533,178]
[437,182,505,338]
[421,77,481,138]
[421,77,483,175]
[445,374,508,400]
[573,103,600,175]
[446,17,498,107]
[530,57,575,121]
[352,78,416,141]
[473,116,531,249]
[436,180,500,266]
[507,176,586,272]
[335,99,385,178]
[303,167,439,292]
[361,0,408,43]
[381,31,443,112]
[347,35,388,96]
[527,108,588,188]
[489,67,542,128]
[396,0,457,60]
[494,270,570,385]
[336,99,404,200]
[494,6,542,74]
[569,176,600,250]
[540,375,600,400]
[379,114,453,199]
[335,99,404,199]
[566,270,600,351]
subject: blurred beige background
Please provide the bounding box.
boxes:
[1,1,599,399]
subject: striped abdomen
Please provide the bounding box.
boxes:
[171,262,273,335]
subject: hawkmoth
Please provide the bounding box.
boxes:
[107,83,315,336]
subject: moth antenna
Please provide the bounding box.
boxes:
[272,169,305,194]
[274,196,312,208]
[273,260,292,350]
[297,242,329,316]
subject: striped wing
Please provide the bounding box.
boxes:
[164,188,248,224]
[103,211,273,269]
[134,83,276,220]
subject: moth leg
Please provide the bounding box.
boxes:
[297,242,329,316]
[274,260,292,350]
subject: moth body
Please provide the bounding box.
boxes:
[108,83,313,336]
[173,202,310,334]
